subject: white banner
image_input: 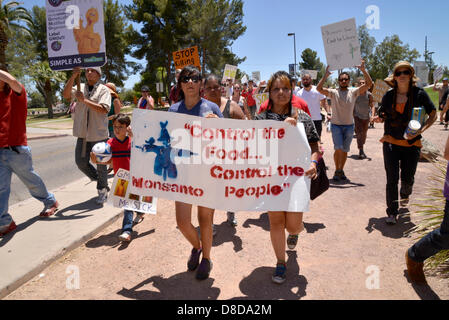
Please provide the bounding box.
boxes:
[128,109,311,212]
[46,0,106,70]
[108,169,157,214]
[321,18,361,71]
[223,64,238,82]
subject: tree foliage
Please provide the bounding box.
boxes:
[299,48,325,84]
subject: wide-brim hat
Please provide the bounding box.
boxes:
[384,61,419,87]
[105,82,117,93]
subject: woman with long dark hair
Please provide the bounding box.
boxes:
[375,61,436,225]
[254,70,320,284]
[168,65,223,280]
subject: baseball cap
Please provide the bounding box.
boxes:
[141,85,150,92]
[87,67,102,75]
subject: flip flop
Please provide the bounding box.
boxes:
[39,201,59,218]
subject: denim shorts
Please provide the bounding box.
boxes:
[331,124,354,152]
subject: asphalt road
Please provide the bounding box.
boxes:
[10,136,85,206]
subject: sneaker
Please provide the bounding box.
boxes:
[227,211,237,226]
[339,170,348,181]
[118,231,131,242]
[133,213,145,225]
[405,250,427,284]
[0,221,17,237]
[196,258,213,280]
[332,170,341,181]
[385,214,398,225]
[187,248,202,271]
[400,198,409,207]
[272,262,287,284]
[287,234,299,250]
[96,188,108,204]
[445,123,448,130]
[358,149,367,159]
[39,201,59,218]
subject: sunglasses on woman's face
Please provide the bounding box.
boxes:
[181,75,200,83]
[394,70,411,77]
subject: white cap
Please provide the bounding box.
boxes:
[87,67,102,76]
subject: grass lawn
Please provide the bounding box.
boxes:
[425,87,439,107]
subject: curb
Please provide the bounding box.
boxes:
[28,134,70,141]
[0,211,122,299]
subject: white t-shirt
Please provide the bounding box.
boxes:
[297,86,327,121]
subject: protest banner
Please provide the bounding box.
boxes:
[223,64,238,82]
[108,168,157,214]
[128,109,312,212]
[300,70,318,80]
[433,66,444,82]
[321,18,361,71]
[252,71,261,83]
[371,79,390,103]
[254,92,269,113]
[173,46,201,71]
[46,0,106,71]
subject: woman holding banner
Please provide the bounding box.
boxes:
[204,74,246,229]
[168,66,223,280]
[374,61,436,225]
[254,71,320,284]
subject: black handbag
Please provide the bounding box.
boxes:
[310,157,329,200]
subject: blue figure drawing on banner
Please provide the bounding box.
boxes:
[136,121,197,181]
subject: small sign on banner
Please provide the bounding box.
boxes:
[300,70,318,80]
[223,64,238,82]
[108,168,157,214]
[434,66,444,82]
[254,92,269,113]
[252,71,261,82]
[173,46,201,71]
[321,18,361,71]
[371,79,390,103]
[46,0,107,70]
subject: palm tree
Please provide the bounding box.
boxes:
[0,1,32,71]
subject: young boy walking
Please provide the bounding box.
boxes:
[91,113,144,242]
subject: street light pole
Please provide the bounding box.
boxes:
[288,33,296,77]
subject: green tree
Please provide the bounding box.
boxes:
[186,0,246,76]
[357,25,376,77]
[368,35,420,81]
[0,0,32,70]
[298,48,325,84]
[103,0,137,87]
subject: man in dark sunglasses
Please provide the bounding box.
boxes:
[317,60,373,181]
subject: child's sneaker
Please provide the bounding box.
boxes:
[133,213,145,225]
[272,262,287,284]
[39,201,59,218]
[287,234,299,250]
[0,221,17,237]
[118,231,131,242]
[196,258,213,280]
[227,211,237,226]
[96,188,108,204]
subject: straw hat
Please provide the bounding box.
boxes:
[384,61,419,87]
[105,82,117,93]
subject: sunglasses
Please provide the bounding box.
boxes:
[181,75,200,83]
[394,70,411,77]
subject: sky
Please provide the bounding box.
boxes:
[22,0,449,90]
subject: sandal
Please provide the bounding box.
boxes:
[39,201,59,218]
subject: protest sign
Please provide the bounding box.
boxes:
[46,0,106,71]
[289,64,295,76]
[300,70,318,80]
[241,75,248,84]
[108,168,157,214]
[254,93,269,113]
[321,18,361,71]
[173,46,201,71]
[252,71,261,82]
[414,61,429,87]
[433,66,444,82]
[128,109,312,212]
[223,64,238,82]
[371,79,390,103]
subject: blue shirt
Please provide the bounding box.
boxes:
[168,98,223,118]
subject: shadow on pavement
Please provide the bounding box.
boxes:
[117,273,220,300]
[366,209,415,239]
[212,222,243,252]
[329,179,365,189]
[54,197,102,217]
[304,222,326,234]
[85,228,155,249]
[348,155,373,161]
[230,251,307,300]
[402,270,441,300]
[242,212,269,231]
